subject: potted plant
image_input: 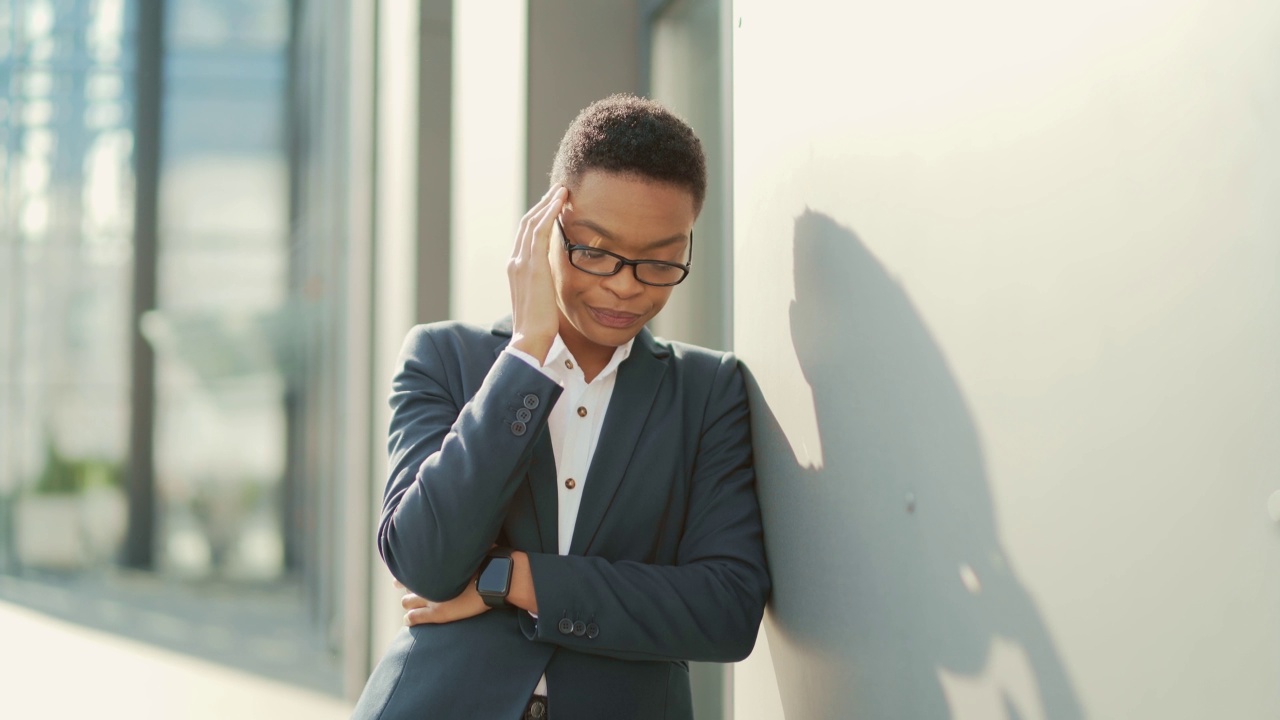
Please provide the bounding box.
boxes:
[14,441,126,570]
[78,458,128,564]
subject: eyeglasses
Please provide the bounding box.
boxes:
[556,217,692,287]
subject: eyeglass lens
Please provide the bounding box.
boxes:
[569,248,687,285]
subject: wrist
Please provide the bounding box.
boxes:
[510,334,554,366]
[508,551,538,614]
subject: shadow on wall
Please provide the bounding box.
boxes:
[747,211,1083,720]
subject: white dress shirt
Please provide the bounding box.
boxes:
[504,333,634,697]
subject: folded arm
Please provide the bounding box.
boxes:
[515,355,771,663]
[378,326,563,602]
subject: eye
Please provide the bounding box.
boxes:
[647,263,682,277]
[576,248,609,261]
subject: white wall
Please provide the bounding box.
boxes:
[732,1,1280,718]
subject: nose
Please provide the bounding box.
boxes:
[599,265,645,299]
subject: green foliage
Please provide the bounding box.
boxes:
[33,440,124,495]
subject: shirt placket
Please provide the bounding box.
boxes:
[557,376,587,553]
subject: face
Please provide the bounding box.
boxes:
[551,170,696,360]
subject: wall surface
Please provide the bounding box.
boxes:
[731,1,1280,718]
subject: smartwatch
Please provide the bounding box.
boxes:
[475,548,516,609]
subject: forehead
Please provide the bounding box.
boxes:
[564,170,696,240]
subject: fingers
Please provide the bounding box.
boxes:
[402,601,455,626]
[404,607,432,626]
[401,580,492,627]
[401,591,428,611]
[513,185,567,261]
[513,185,564,259]
[530,187,568,258]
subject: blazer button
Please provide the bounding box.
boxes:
[586,623,599,639]
[572,621,587,637]
[511,421,527,436]
[516,408,532,422]
[557,618,574,635]
[523,394,540,410]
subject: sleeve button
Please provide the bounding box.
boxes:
[586,623,599,639]
[523,394,540,409]
[557,618,574,635]
[511,421,527,436]
[516,408,532,422]
[572,621,587,637]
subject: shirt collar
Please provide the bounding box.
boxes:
[544,334,634,385]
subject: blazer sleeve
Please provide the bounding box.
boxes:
[378,325,563,601]
[520,353,771,663]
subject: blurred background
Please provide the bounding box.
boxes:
[0,0,353,715]
[0,0,733,717]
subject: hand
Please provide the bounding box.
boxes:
[395,578,490,626]
[508,184,568,364]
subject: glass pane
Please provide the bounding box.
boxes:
[1,0,135,574]
[3,0,346,701]
[151,0,290,581]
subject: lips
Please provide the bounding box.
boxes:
[588,306,642,329]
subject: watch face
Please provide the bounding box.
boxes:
[476,557,513,595]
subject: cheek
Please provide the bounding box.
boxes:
[548,255,581,302]
[646,288,675,315]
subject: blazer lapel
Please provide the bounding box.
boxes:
[569,328,669,556]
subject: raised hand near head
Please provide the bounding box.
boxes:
[507,185,567,364]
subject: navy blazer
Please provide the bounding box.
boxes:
[351,318,770,720]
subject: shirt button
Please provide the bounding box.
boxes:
[511,421,527,436]
[565,359,574,370]
[564,478,576,490]
[576,406,587,417]
[557,618,574,635]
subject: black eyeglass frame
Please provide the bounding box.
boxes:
[555,217,693,287]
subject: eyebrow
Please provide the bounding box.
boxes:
[568,218,689,251]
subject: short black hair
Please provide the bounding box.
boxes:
[550,94,707,215]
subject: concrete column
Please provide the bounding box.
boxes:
[525,1,641,207]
